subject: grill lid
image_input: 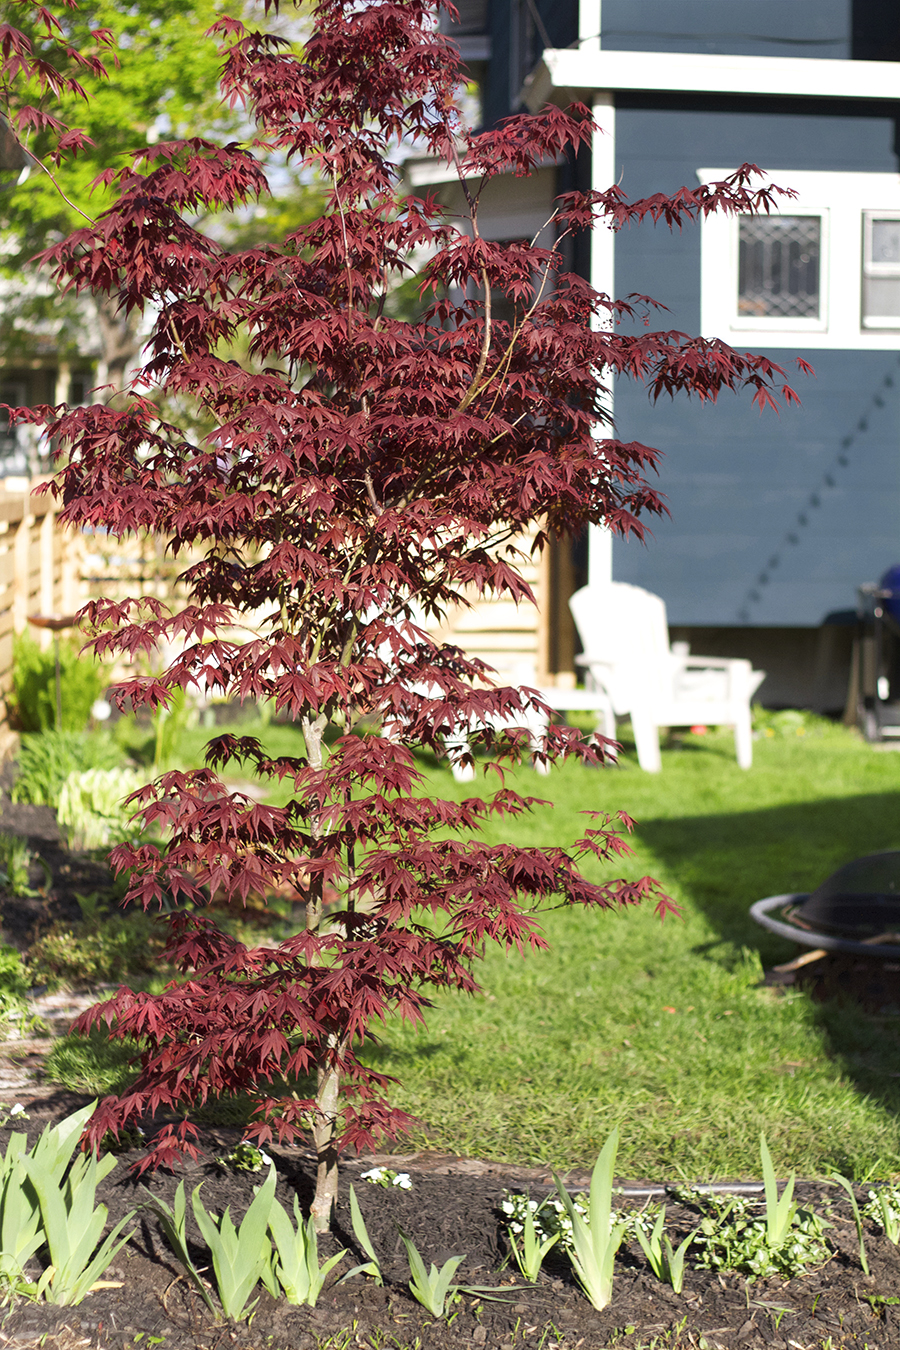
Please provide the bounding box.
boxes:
[794,850,900,938]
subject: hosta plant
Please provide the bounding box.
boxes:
[5,0,802,1231]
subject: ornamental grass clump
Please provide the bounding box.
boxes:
[345,1185,383,1285]
[0,1103,136,1305]
[399,1232,465,1319]
[507,1201,559,1282]
[142,1181,217,1314]
[4,0,802,1233]
[262,1190,347,1306]
[190,1166,277,1320]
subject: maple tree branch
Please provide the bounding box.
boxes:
[448,138,493,417]
[330,168,355,341]
[475,218,564,421]
[19,144,97,226]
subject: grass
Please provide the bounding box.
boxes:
[359,720,900,1181]
[41,712,900,1181]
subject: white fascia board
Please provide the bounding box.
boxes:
[525,47,900,110]
[404,157,460,188]
[403,152,560,191]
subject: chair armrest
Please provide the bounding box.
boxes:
[575,654,615,673]
[678,653,743,670]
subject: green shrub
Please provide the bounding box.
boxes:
[0,833,38,897]
[26,906,165,989]
[0,943,31,1038]
[10,633,103,733]
[152,685,197,771]
[43,1027,139,1096]
[57,766,145,850]
[12,729,123,807]
[751,705,846,740]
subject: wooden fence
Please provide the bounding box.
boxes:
[0,479,83,751]
[0,479,573,754]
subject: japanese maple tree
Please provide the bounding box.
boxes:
[7,0,802,1227]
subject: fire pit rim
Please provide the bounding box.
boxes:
[751,894,900,959]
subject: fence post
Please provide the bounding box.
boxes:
[39,502,55,624]
[12,489,30,637]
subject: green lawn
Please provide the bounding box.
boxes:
[47,715,900,1182]
[357,722,900,1181]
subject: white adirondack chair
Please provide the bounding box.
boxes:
[444,662,616,781]
[568,583,765,772]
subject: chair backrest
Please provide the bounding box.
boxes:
[569,582,673,712]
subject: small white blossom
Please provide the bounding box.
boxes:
[360,1165,411,1190]
[9,1104,24,1117]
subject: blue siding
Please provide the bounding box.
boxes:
[613,350,900,626]
[611,99,900,626]
[601,0,852,60]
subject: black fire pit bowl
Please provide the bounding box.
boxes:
[751,850,900,957]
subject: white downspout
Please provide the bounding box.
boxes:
[587,86,616,589]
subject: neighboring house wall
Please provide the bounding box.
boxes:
[611,104,900,635]
[440,0,900,711]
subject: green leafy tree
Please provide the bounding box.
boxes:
[0,0,245,392]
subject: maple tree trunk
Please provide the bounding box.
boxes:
[302,712,341,1230]
[311,1035,341,1232]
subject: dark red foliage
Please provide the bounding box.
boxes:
[4,0,803,1216]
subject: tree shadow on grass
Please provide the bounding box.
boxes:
[636,790,900,1125]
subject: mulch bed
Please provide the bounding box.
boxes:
[0,1103,896,1350]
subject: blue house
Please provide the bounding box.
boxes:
[436,0,900,712]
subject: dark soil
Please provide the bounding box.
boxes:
[0,774,113,950]
[0,1101,896,1350]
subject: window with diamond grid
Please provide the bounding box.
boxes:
[738,215,820,319]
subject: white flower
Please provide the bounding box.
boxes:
[9,1104,24,1117]
[260,1151,273,1166]
[393,1173,412,1190]
[360,1167,386,1183]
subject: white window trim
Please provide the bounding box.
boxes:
[862,213,900,331]
[699,169,900,351]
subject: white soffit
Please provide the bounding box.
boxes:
[525,48,900,110]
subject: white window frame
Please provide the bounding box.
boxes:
[862,213,900,331]
[699,169,900,350]
[733,209,828,335]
